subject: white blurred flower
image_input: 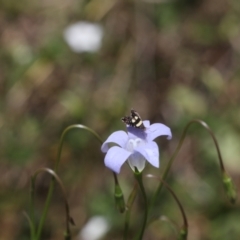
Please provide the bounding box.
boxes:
[79,216,110,240]
[63,21,103,53]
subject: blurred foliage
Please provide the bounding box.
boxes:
[0,0,240,239]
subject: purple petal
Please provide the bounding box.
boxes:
[135,141,159,168]
[127,120,150,140]
[143,120,150,128]
[127,127,147,140]
[104,146,131,173]
[101,131,128,153]
[146,123,172,141]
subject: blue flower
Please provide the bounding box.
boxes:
[101,120,172,173]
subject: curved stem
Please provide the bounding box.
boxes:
[134,169,148,240]
[154,216,179,237]
[34,124,122,239]
[35,125,103,239]
[23,211,35,240]
[35,180,55,240]
[32,168,72,240]
[55,124,103,171]
[146,174,188,238]
[151,119,226,211]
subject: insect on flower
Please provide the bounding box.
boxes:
[121,109,145,130]
[102,110,172,173]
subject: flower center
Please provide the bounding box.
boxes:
[126,138,145,152]
[125,138,146,172]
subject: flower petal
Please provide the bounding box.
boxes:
[127,127,147,140]
[135,141,159,168]
[101,131,128,153]
[104,146,132,173]
[143,120,150,128]
[146,123,172,141]
[128,152,146,172]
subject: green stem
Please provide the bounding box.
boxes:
[146,175,188,239]
[55,124,103,171]
[124,183,138,240]
[33,168,72,240]
[29,177,36,239]
[150,119,226,213]
[34,124,123,239]
[35,124,103,240]
[113,172,126,213]
[36,180,54,240]
[134,169,148,240]
[23,211,36,240]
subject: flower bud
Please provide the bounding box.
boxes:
[222,172,237,204]
[178,227,188,240]
[64,232,71,240]
[114,184,125,213]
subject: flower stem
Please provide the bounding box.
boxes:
[134,169,148,240]
[35,124,103,240]
[23,211,36,240]
[55,124,103,171]
[146,174,188,239]
[124,183,138,240]
[150,119,228,214]
[33,168,72,240]
[113,172,126,213]
[36,180,54,240]
[29,177,36,239]
[33,124,123,239]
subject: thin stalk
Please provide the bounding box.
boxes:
[32,168,72,240]
[35,125,103,239]
[113,172,126,213]
[54,124,103,171]
[34,124,122,239]
[150,119,227,212]
[124,183,138,240]
[30,176,36,238]
[23,211,35,240]
[36,180,54,240]
[146,174,188,239]
[134,169,148,240]
[153,216,179,237]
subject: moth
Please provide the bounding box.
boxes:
[121,109,145,129]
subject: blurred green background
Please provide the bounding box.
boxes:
[0,0,240,239]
